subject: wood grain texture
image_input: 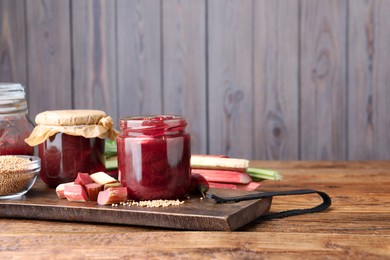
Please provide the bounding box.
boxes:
[162,0,207,154]
[0,161,389,258]
[208,0,253,159]
[25,0,72,118]
[0,181,271,231]
[117,0,162,117]
[348,0,390,160]
[300,0,347,160]
[72,0,118,125]
[0,232,388,259]
[0,0,27,86]
[254,0,299,160]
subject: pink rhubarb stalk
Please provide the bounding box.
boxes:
[191,169,252,184]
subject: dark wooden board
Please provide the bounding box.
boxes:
[0,180,271,231]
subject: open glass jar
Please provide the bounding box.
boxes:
[117,115,191,200]
[0,83,34,156]
[25,110,118,188]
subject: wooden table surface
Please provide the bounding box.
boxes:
[1,161,389,259]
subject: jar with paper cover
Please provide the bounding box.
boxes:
[25,110,118,188]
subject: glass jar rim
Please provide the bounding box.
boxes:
[120,115,187,132]
[0,83,27,113]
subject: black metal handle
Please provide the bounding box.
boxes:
[206,189,332,220]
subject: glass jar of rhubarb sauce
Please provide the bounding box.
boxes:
[0,83,34,156]
[25,110,118,188]
[117,115,191,200]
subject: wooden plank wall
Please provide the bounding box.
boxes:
[1,0,389,160]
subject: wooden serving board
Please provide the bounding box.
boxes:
[0,180,272,231]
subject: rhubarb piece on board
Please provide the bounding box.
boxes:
[90,171,117,185]
[208,181,261,191]
[55,182,74,199]
[191,169,252,184]
[85,183,103,201]
[64,183,89,202]
[74,172,94,186]
[104,182,122,190]
[97,187,128,205]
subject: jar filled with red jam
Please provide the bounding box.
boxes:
[0,83,34,156]
[117,115,191,200]
[25,110,118,188]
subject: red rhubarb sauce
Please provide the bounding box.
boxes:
[39,133,105,188]
[117,115,191,200]
[0,114,34,156]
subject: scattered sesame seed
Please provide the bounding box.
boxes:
[121,199,184,208]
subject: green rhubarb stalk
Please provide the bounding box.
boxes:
[246,167,283,181]
[105,139,117,158]
[103,139,118,170]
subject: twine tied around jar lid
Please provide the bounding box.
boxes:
[25,110,119,146]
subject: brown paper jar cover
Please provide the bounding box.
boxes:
[25,110,119,146]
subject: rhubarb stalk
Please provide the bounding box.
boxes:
[208,181,261,191]
[191,169,252,184]
[246,167,282,181]
[190,155,249,172]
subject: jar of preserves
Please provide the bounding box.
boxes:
[0,83,34,156]
[117,115,191,200]
[25,110,118,188]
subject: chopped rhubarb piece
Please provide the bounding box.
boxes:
[191,169,252,184]
[104,182,122,190]
[74,172,94,186]
[64,183,89,202]
[56,182,74,199]
[85,183,103,201]
[90,171,117,185]
[97,187,128,205]
[208,181,261,191]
